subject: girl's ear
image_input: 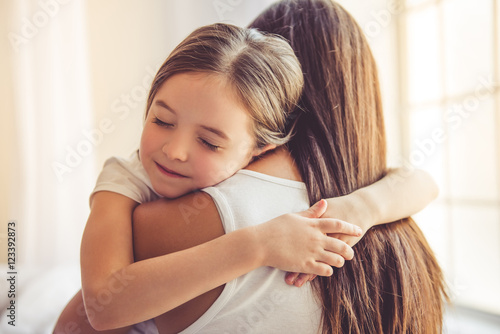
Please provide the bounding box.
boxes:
[252,144,277,158]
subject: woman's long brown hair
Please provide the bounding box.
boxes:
[250,1,448,333]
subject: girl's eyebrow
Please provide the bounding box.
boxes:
[155,100,176,114]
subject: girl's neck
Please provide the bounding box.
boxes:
[245,146,302,182]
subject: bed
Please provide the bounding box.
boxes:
[0,263,81,333]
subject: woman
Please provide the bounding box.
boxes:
[54,1,445,333]
[248,1,449,332]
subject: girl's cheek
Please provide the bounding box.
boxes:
[197,159,230,187]
[140,126,152,150]
[138,135,148,158]
[142,126,162,153]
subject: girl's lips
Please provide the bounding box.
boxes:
[155,162,188,178]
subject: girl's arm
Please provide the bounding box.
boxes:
[80,191,359,330]
[129,167,438,330]
[285,167,439,286]
[324,167,438,233]
[244,149,438,235]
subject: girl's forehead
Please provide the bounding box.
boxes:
[161,72,247,113]
[159,72,234,97]
[148,72,225,111]
[150,72,256,138]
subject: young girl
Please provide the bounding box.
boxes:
[55,22,439,333]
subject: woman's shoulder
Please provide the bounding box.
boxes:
[234,169,305,189]
[203,147,305,193]
[244,146,302,182]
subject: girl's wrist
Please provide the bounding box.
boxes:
[239,225,268,268]
[349,188,381,231]
[326,190,378,232]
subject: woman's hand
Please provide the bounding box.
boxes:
[256,199,362,277]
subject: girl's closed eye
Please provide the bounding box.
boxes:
[153,117,174,128]
[199,138,220,152]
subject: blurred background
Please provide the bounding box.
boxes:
[0,0,499,332]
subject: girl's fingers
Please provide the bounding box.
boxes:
[319,251,346,268]
[285,272,300,285]
[323,236,354,261]
[317,218,362,236]
[286,272,318,287]
[293,273,315,287]
[299,199,328,218]
[309,262,333,277]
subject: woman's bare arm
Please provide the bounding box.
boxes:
[132,192,225,334]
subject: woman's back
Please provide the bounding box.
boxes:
[182,168,321,333]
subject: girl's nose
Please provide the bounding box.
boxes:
[162,135,188,162]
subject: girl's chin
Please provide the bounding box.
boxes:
[158,190,186,199]
[154,185,193,199]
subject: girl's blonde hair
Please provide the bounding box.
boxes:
[145,23,303,148]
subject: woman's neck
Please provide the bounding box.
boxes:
[245,146,302,182]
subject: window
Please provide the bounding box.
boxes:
[399,0,500,314]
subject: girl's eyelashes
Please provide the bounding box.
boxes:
[200,138,220,152]
[152,116,220,152]
[153,117,173,128]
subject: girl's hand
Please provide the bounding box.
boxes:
[283,196,368,287]
[285,272,317,287]
[256,199,362,277]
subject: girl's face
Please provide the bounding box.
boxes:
[140,72,271,199]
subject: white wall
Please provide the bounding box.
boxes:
[83,0,278,173]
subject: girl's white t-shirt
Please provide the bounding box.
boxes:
[92,153,322,333]
[91,151,160,205]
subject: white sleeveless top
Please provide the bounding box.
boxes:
[177,169,322,334]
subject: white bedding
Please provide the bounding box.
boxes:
[0,263,81,334]
[1,265,498,333]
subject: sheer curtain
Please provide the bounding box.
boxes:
[6,0,94,269]
[399,0,500,316]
